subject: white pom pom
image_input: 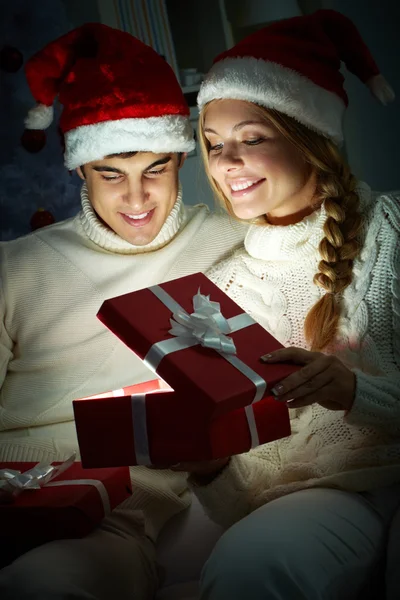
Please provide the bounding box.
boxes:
[367,74,395,106]
[24,104,54,130]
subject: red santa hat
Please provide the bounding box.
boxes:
[197,10,395,144]
[24,23,195,169]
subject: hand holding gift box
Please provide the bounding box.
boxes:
[73,273,299,468]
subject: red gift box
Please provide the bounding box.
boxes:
[74,273,298,467]
[0,461,131,545]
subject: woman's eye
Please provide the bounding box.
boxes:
[209,143,223,154]
[244,138,264,146]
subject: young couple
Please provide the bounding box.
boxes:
[1,10,399,600]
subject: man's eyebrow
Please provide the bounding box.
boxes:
[145,156,172,170]
[204,120,267,135]
[91,165,127,175]
[91,155,172,174]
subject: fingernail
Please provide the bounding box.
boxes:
[261,353,273,362]
[271,384,284,396]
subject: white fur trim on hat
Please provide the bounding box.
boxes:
[64,115,195,169]
[24,104,54,130]
[198,57,346,144]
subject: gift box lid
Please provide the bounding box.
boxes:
[97,272,298,419]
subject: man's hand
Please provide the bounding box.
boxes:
[261,347,356,411]
[148,457,230,477]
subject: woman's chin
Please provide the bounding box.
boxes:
[231,206,266,222]
[229,198,268,222]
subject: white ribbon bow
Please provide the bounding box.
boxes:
[168,290,237,354]
[0,453,76,503]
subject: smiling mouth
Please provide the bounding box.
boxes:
[120,208,155,228]
[229,179,265,197]
[126,212,150,220]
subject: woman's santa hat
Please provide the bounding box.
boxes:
[198,9,395,144]
[24,23,195,169]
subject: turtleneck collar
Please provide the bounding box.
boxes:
[79,183,185,254]
[245,203,326,261]
[244,182,371,262]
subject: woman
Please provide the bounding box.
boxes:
[168,10,400,600]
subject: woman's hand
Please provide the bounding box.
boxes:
[261,347,356,411]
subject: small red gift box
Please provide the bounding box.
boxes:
[73,273,298,467]
[0,461,131,545]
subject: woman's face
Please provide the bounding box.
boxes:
[203,100,316,221]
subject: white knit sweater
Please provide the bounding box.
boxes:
[0,184,247,539]
[193,183,400,529]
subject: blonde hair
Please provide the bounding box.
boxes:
[199,102,363,351]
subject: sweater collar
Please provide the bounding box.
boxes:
[79,183,185,254]
[244,182,372,262]
[245,204,326,261]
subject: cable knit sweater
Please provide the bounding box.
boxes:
[0,184,247,540]
[193,183,400,529]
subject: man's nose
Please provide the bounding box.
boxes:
[122,183,148,209]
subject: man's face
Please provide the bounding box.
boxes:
[78,152,184,246]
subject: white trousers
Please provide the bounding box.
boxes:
[200,486,400,600]
[0,508,158,600]
[1,486,399,600]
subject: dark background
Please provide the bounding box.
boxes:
[1,0,399,240]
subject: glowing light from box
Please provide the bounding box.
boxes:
[80,379,172,401]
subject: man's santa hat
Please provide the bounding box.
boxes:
[198,9,395,144]
[24,23,195,169]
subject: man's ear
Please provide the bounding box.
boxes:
[178,152,187,169]
[76,166,85,180]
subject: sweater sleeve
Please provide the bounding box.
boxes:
[348,367,400,431]
[345,197,400,430]
[189,441,281,529]
[0,246,13,387]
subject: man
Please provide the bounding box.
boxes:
[0,24,246,599]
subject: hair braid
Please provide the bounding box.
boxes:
[304,156,363,350]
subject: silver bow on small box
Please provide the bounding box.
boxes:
[0,453,76,504]
[169,290,237,354]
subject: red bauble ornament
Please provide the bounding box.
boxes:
[30,208,55,231]
[0,46,23,73]
[21,129,46,153]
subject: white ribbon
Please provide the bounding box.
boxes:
[131,394,151,466]
[169,289,237,354]
[131,285,268,465]
[0,453,110,515]
[46,479,111,516]
[0,453,76,498]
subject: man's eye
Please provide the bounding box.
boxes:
[101,175,122,181]
[146,168,166,176]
